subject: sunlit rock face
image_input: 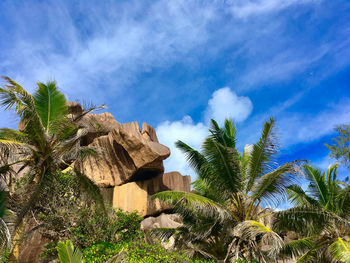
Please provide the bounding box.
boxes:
[113,172,191,217]
[71,102,190,217]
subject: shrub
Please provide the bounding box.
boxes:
[83,242,123,263]
[82,240,215,263]
[70,206,143,248]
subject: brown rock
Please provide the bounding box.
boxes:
[108,122,170,172]
[113,172,190,216]
[162,172,191,192]
[141,214,182,230]
[67,101,84,116]
[78,121,170,187]
[141,122,159,142]
[77,135,136,187]
[78,112,121,145]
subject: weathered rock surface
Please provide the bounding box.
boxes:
[77,121,171,187]
[141,213,182,230]
[78,112,121,145]
[77,135,137,187]
[113,172,191,216]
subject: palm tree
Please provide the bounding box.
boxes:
[0,77,104,229]
[274,164,350,263]
[153,118,301,262]
[0,190,10,258]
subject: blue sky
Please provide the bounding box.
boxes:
[1,0,350,185]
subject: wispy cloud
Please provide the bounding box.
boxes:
[227,0,320,18]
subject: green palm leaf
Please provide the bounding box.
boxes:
[57,240,84,263]
[153,191,231,222]
[34,81,68,134]
[208,119,236,148]
[251,161,299,207]
[202,137,241,194]
[304,165,329,206]
[246,118,278,193]
[280,237,314,259]
[274,206,350,235]
[295,249,316,263]
[286,184,318,207]
[329,237,350,263]
[175,140,210,176]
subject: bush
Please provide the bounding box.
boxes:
[83,242,123,263]
[82,240,215,263]
[70,206,143,248]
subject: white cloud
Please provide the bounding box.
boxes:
[236,98,350,150]
[156,116,208,178]
[157,87,252,178]
[278,102,350,148]
[228,0,319,18]
[205,87,253,124]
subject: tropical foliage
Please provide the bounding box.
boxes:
[57,240,85,263]
[153,118,301,262]
[326,124,350,169]
[0,77,105,228]
[274,163,350,262]
[0,190,10,259]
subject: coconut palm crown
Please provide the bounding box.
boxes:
[274,163,350,263]
[0,77,104,228]
[153,118,302,262]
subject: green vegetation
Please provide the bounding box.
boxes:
[0,77,350,262]
[0,190,10,260]
[57,240,84,263]
[0,77,105,229]
[326,124,350,169]
[153,118,300,262]
[275,163,350,262]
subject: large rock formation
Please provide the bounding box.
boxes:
[71,103,189,216]
[113,172,190,216]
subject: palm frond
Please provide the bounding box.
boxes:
[250,161,300,207]
[287,184,318,207]
[191,178,227,204]
[338,184,350,214]
[202,137,242,194]
[57,240,84,263]
[274,206,350,235]
[235,220,283,260]
[34,81,68,134]
[0,128,28,144]
[295,249,316,263]
[208,118,236,148]
[246,118,278,193]
[0,77,33,115]
[175,140,210,176]
[0,139,23,152]
[151,227,178,240]
[153,191,231,222]
[304,164,329,206]
[329,237,350,263]
[280,237,314,259]
[72,104,106,122]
